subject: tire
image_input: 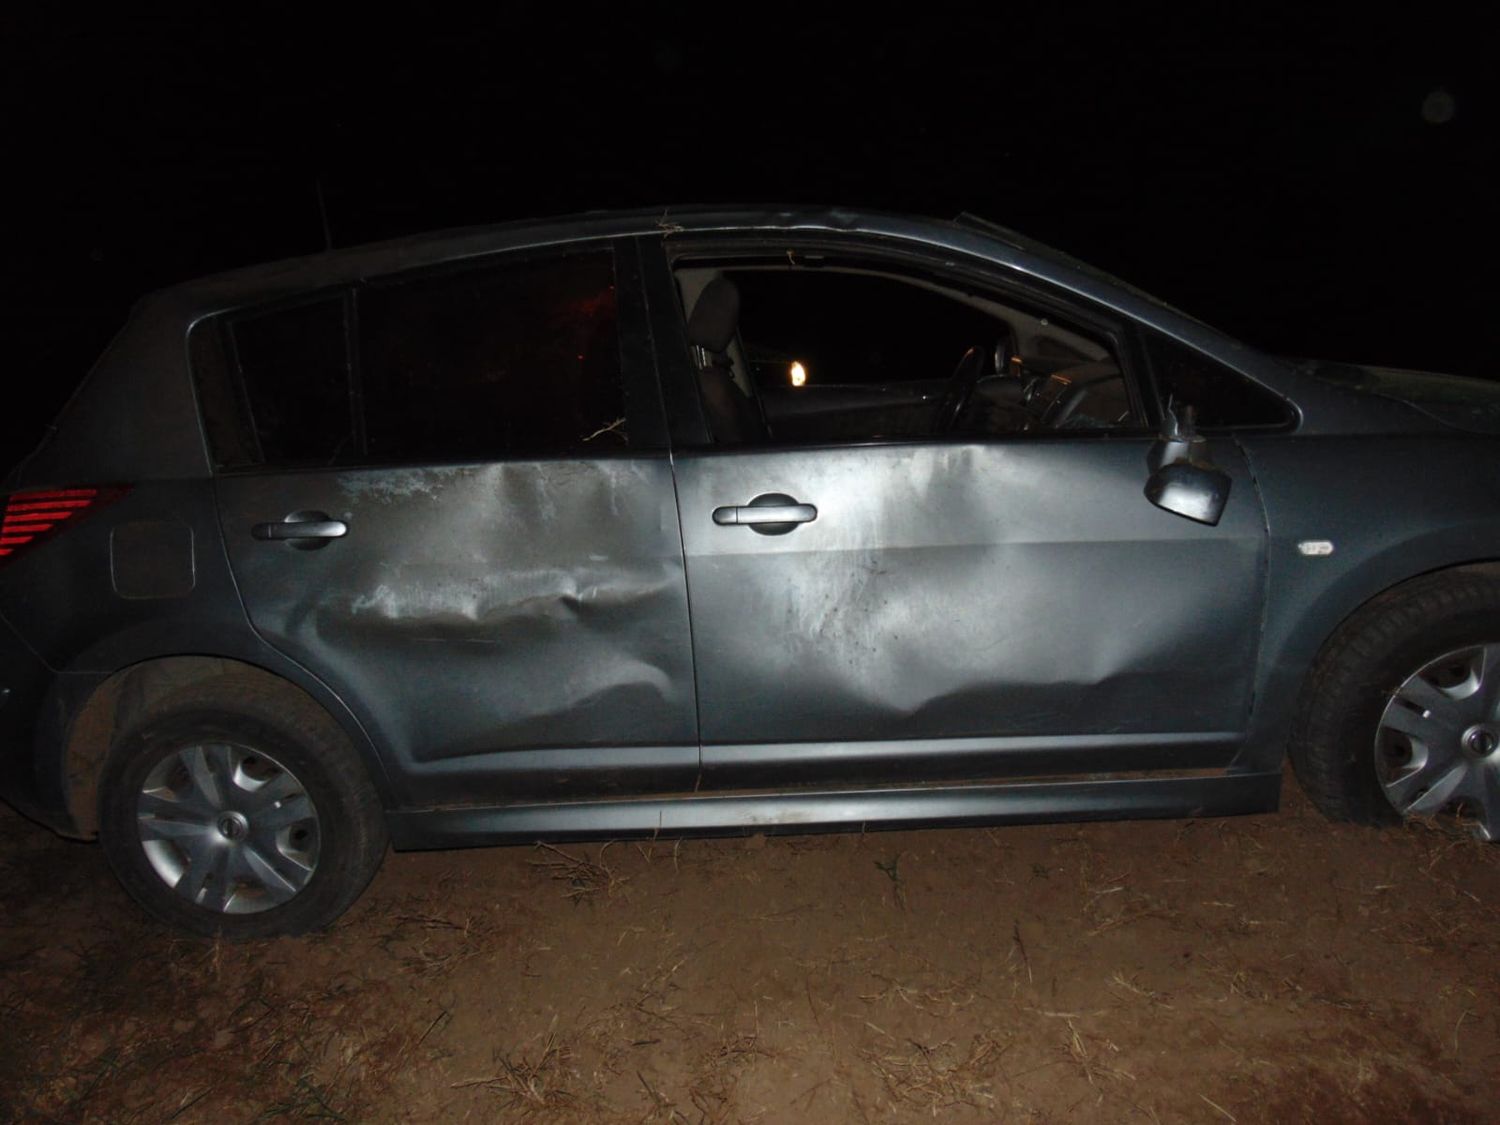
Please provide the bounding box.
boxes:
[98,676,388,938]
[1290,566,1500,839]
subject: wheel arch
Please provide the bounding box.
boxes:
[1243,547,1500,771]
[48,652,396,839]
[1305,558,1500,662]
[1281,556,1500,831]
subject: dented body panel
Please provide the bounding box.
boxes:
[674,438,1265,785]
[214,459,699,805]
[3,205,1500,848]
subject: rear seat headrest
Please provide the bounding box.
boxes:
[686,277,741,353]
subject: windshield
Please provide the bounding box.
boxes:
[954,213,1219,333]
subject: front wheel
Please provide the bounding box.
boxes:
[1290,567,1500,840]
[98,679,388,938]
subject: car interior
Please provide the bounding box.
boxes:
[674,257,1147,445]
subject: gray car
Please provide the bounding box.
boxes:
[3,206,1498,937]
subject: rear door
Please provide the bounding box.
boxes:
[647,237,1270,787]
[198,241,699,809]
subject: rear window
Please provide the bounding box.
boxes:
[361,254,623,463]
[193,249,626,470]
[227,297,352,467]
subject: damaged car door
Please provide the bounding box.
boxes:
[652,241,1272,788]
[204,243,699,808]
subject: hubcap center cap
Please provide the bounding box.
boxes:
[1461,725,1498,758]
[217,811,250,841]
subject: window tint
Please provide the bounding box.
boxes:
[229,298,353,467]
[676,262,1141,446]
[194,251,629,471]
[191,322,257,471]
[729,270,1003,389]
[1148,333,1293,429]
[360,253,624,462]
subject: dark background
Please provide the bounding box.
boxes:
[3,9,1494,471]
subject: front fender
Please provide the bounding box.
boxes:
[1238,432,1500,771]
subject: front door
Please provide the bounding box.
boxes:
[651,240,1268,787]
[674,438,1265,784]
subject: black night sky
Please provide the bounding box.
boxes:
[4,9,1495,470]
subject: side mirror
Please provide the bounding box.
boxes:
[1144,402,1231,526]
[1145,460,1231,525]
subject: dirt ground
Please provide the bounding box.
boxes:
[1,770,1496,1123]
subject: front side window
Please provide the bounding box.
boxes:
[673,259,1146,446]
[1146,332,1294,429]
[196,249,626,471]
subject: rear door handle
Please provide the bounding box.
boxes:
[252,510,348,547]
[712,493,817,535]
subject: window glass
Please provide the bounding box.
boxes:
[360,252,624,462]
[676,262,1142,445]
[1148,333,1293,428]
[228,298,353,467]
[191,321,256,471]
[730,270,1003,390]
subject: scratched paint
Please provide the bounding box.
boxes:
[673,437,1267,747]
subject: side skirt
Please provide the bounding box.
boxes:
[386,771,1283,850]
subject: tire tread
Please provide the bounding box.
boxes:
[1290,565,1500,826]
[100,673,387,938]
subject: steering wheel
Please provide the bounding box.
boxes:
[934,345,988,433]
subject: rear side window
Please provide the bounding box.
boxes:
[194,249,626,470]
[360,253,623,463]
[1147,333,1294,429]
[229,297,353,467]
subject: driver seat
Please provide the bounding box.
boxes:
[686,277,766,445]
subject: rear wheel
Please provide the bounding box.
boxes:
[99,678,387,937]
[1291,568,1500,840]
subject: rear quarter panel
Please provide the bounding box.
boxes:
[0,479,399,824]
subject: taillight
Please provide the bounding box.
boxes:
[0,486,129,563]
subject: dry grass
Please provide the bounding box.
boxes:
[873,852,906,910]
[626,952,696,1033]
[859,970,982,1016]
[1106,969,1174,1009]
[0,922,413,1122]
[863,1032,1008,1111]
[4,794,1498,1123]
[530,842,628,904]
[379,906,485,975]
[1198,954,1281,1003]
[11,975,394,1121]
[685,1027,779,1123]
[1058,1017,1135,1087]
[451,1023,577,1115]
[635,1069,683,1121]
[1404,811,1500,858]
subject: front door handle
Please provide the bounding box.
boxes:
[252,510,347,549]
[712,493,817,536]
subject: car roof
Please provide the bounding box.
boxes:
[144,205,1272,380]
[144,202,1313,399]
[148,205,996,318]
[17,205,1403,488]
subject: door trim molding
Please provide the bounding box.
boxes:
[387,770,1281,849]
[701,730,1240,788]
